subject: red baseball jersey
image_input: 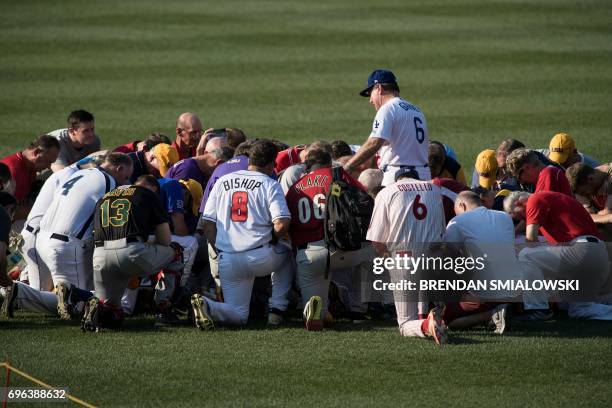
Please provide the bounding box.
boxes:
[0,152,36,201]
[535,166,571,196]
[112,140,140,154]
[526,191,601,243]
[275,146,305,174]
[286,167,364,247]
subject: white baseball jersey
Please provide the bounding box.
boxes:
[202,170,291,253]
[371,97,429,168]
[39,168,116,239]
[25,165,79,229]
[366,178,445,245]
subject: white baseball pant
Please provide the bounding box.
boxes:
[21,226,52,291]
[203,243,293,325]
[35,230,94,290]
[389,267,427,337]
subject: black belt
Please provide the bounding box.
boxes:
[297,243,308,250]
[51,233,69,242]
[94,237,143,248]
[25,224,35,233]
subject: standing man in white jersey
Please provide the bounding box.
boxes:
[2,153,133,319]
[191,140,293,329]
[344,69,430,187]
[366,169,448,345]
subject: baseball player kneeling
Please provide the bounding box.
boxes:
[81,175,183,332]
[191,140,293,329]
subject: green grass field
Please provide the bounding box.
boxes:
[1,0,612,406]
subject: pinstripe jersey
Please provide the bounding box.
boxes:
[366,178,445,246]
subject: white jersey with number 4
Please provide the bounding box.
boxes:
[371,97,429,168]
[25,164,80,229]
[39,168,116,239]
[366,178,445,245]
[202,170,291,253]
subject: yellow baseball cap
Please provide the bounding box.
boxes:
[475,149,497,189]
[548,132,575,165]
[153,143,179,177]
[179,179,203,216]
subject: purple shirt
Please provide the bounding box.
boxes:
[166,158,205,188]
[200,156,249,213]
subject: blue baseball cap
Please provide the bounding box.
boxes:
[359,69,398,97]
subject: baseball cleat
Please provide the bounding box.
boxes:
[81,297,101,333]
[154,311,181,328]
[55,282,72,320]
[489,304,509,334]
[267,308,284,327]
[190,294,214,331]
[304,296,323,331]
[1,281,18,318]
[425,306,448,346]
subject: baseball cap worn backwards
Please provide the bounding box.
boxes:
[359,69,398,97]
[154,143,179,177]
[475,149,498,189]
[548,132,575,165]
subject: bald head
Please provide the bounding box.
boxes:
[176,112,203,148]
[454,191,482,216]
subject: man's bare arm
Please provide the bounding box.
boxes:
[344,137,385,172]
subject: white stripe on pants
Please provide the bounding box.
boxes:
[204,243,293,325]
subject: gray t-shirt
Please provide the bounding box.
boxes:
[48,128,101,167]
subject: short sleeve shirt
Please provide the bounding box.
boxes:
[371,97,429,168]
[526,191,600,243]
[48,128,101,167]
[275,146,305,174]
[203,170,290,253]
[158,178,185,214]
[535,166,572,196]
[165,158,205,188]
[286,167,364,247]
[0,152,36,201]
[93,186,168,242]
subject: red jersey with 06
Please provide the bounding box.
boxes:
[286,167,365,247]
[526,191,600,244]
[202,170,291,253]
